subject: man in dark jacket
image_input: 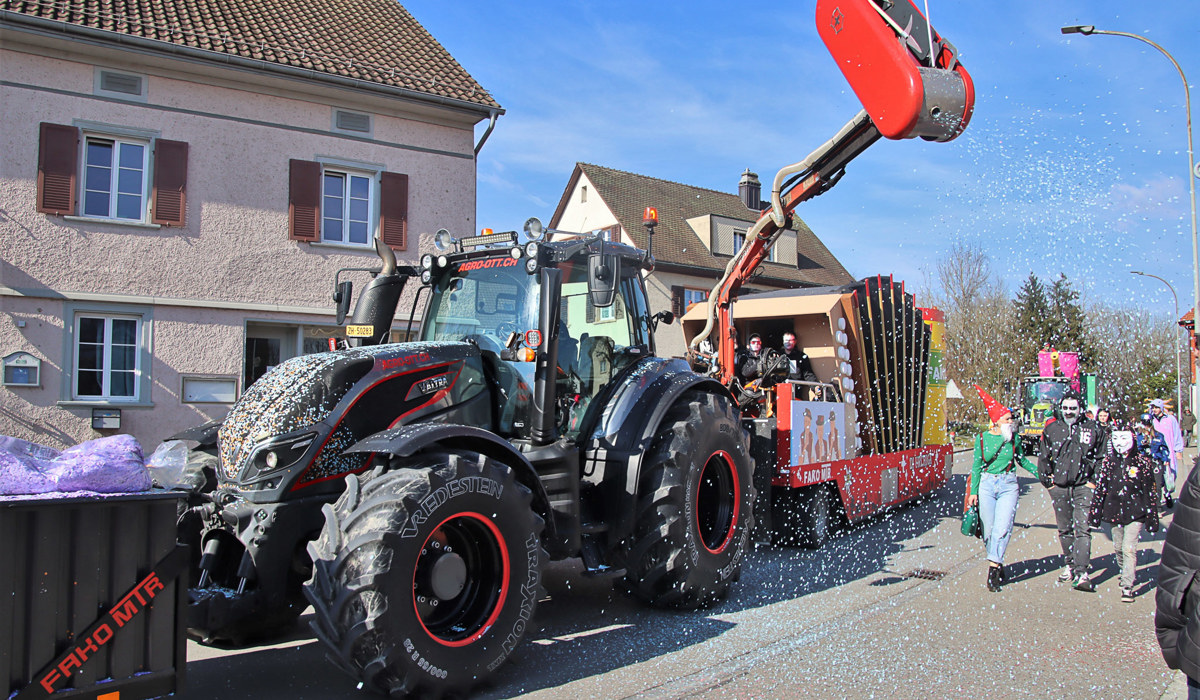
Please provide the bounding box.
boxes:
[1040,393,1104,592]
[1156,455,1200,698]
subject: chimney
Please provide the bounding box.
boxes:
[738,169,762,210]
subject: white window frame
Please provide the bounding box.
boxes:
[321,165,377,248]
[683,288,708,309]
[80,132,151,223]
[73,313,142,402]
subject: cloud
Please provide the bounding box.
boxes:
[1108,176,1188,217]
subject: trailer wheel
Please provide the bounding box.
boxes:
[304,450,544,698]
[772,484,836,548]
[621,390,754,609]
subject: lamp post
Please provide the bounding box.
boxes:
[1062,24,1199,409]
[1131,270,1182,414]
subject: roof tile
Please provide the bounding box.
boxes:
[2,0,500,110]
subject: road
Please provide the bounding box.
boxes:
[183,449,1185,699]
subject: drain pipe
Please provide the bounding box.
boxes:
[474,110,500,156]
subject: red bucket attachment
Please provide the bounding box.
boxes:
[816,0,974,141]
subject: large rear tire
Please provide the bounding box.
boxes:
[620,390,754,608]
[305,450,544,698]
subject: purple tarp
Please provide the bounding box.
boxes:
[0,434,150,496]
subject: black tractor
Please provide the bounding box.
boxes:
[176,218,754,697]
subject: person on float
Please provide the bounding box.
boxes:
[967,385,1039,592]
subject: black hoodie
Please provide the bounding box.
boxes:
[1040,417,1104,487]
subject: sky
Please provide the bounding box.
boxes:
[402,1,1200,316]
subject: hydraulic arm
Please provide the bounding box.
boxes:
[689,0,974,385]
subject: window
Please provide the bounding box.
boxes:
[580,185,587,203]
[684,288,708,308]
[74,314,141,400]
[733,229,746,254]
[289,160,408,250]
[82,135,149,221]
[36,122,188,226]
[322,169,374,246]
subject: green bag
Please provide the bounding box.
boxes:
[961,504,983,538]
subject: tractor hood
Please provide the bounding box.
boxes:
[217,342,486,493]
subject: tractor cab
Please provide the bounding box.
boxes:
[416,219,657,446]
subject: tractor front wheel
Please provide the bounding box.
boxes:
[305,449,544,698]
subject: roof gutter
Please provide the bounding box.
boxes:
[0,10,505,121]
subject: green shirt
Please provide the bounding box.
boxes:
[970,431,1039,495]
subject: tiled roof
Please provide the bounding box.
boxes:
[553,163,854,288]
[1,0,500,111]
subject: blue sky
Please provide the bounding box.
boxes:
[403,2,1199,313]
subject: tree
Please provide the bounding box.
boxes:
[1012,273,1050,373]
[930,242,1018,427]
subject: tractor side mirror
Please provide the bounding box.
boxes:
[334,280,353,325]
[654,310,675,326]
[588,253,620,308]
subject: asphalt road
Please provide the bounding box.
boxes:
[183,449,1186,699]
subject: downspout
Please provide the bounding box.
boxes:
[474,110,500,156]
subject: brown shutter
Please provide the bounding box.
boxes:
[288,159,321,241]
[37,123,78,215]
[671,286,684,317]
[151,139,188,226]
[380,171,409,251]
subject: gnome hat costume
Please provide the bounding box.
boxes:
[974,384,1011,424]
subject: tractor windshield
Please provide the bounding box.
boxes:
[1023,380,1069,407]
[422,258,541,348]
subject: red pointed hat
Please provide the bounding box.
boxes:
[974,384,1010,423]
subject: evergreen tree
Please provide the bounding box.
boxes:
[1012,273,1050,374]
[1047,274,1094,365]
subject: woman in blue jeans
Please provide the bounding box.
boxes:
[969,386,1039,591]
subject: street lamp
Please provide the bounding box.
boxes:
[1131,270,1182,414]
[1062,24,1199,405]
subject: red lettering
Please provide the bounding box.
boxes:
[74,635,100,662]
[93,623,113,644]
[143,573,164,599]
[40,668,62,693]
[58,651,82,676]
[112,597,139,627]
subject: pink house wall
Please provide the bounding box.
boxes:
[0,37,485,449]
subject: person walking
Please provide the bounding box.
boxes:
[1156,454,1200,698]
[1136,415,1171,510]
[1182,409,1196,449]
[1089,425,1160,601]
[1151,399,1185,506]
[968,385,1039,592]
[1040,392,1105,592]
[1095,407,1113,448]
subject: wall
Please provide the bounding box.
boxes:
[0,35,483,449]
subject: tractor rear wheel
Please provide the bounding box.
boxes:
[305,449,544,698]
[620,390,754,608]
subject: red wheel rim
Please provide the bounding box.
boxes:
[696,450,739,554]
[412,512,509,647]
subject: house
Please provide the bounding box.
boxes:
[0,0,500,449]
[549,163,854,358]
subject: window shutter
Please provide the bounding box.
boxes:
[380,171,409,250]
[288,159,321,241]
[37,123,78,215]
[671,286,684,317]
[151,139,188,226]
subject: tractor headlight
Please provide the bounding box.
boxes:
[524,241,539,258]
[421,270,432,284]
[421,254,433,269]
[434,228,454,252]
